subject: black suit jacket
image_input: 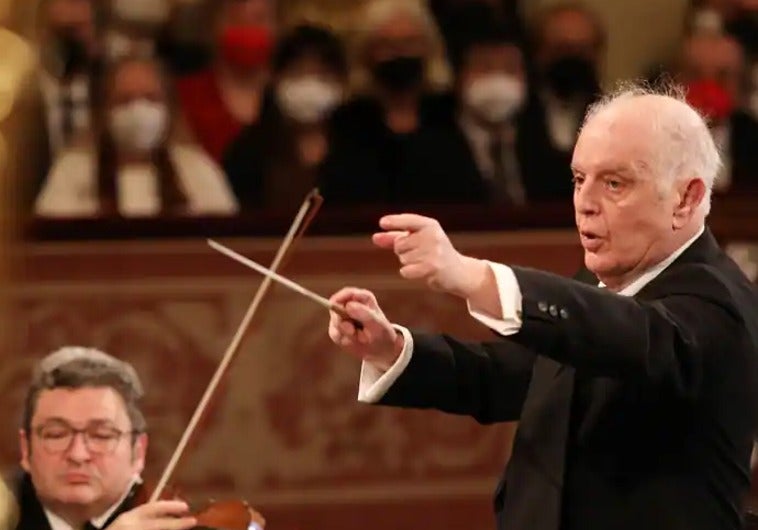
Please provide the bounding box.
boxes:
[319,94,489,205]
[380,229,758,530]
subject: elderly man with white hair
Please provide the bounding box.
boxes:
[327,83,758,530]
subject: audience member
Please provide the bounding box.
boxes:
[519,2,605,188]
[688,0,758,119]
[224,25,348,210]
[34,0,103,182]
[679,32,758,192]
[175,0,276,163]
[320,0,487,205]
[447,4,572,205]
[35,56,238,218]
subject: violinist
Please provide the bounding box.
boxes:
[12,346,261,530]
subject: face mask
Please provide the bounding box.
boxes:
[685,79,734,123]
[544,55,599,101]
[371,56,424,92]
[112,0,170,26]
[219,25,272,71]
[464,74,525,123]
[109,99,169,152]
[276,77,343,124]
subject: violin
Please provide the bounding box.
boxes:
[128,480,264,530]
[133,191,323,529]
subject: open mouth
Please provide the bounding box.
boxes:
[580,231,603,250]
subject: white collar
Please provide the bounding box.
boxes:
[43,476,141,530]
[599,226,705,296]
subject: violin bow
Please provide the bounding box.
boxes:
[150,189,323,501]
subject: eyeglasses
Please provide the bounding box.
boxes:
[33,421,139,455]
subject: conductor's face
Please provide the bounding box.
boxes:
[570,100,703,290]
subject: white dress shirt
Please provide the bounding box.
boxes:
[36,144,239,218]
[43,476,140,530]
[358,226,705,403]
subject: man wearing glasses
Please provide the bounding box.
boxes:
[12,346,197,530]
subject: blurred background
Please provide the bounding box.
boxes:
[0,0,756,528]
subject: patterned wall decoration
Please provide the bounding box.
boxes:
[1,231,583,529]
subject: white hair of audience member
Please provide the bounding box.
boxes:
[581,82,721,218]
[35,346,144,398]
[350,0,451,94]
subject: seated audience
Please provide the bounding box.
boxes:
[224,25,348,210]
[32,0,103,193]
[688,0,758,120]
[320,0,489,205]
[679,32,758,192]
[446,4,572,205]
[35,56,238,218]
[520,2,606,187]
[175,0,276,162]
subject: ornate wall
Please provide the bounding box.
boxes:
[1,230,583,530]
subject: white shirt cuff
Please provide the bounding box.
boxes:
[357,325,414,403]
[467,261,523,336]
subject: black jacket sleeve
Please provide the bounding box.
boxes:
[379,332,536,424]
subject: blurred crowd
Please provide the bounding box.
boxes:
[13,0,758,219]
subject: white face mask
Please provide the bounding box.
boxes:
[111,0,171,25]
[464,74,526,124]
[109,99,168,152]
[276,77,343,124]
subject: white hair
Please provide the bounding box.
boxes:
[582,81,721,217]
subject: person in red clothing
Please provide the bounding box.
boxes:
[175,0,276,162]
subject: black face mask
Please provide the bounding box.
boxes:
[544,55,599,102]
[371,56,424,92]
[54,32,89,78]
[725,16,758,56]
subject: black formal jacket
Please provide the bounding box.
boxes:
[379,228,758,530]
[318,94,489,205]
[14,471,138,530]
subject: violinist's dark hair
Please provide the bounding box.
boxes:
[94,55,187,215]
[22,347,147,443]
